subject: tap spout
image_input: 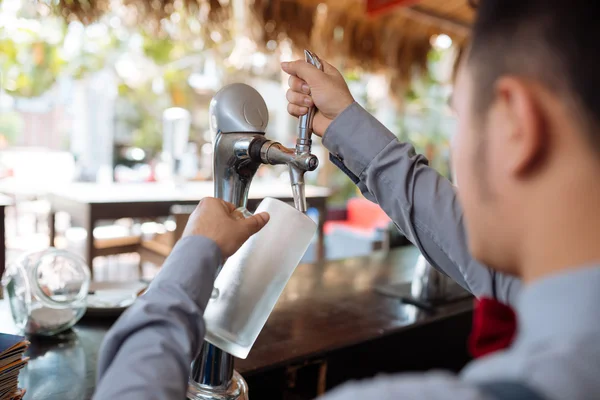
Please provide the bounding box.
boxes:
[250,140,319,212]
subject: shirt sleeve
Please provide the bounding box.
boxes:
[93,235,222,400]
[323,102,521,305]
[318,371,493,400]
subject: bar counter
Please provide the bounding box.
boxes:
[0,246,473,400]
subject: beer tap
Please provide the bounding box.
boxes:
[187,51,320,400]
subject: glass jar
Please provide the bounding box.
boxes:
[2,248,91,336]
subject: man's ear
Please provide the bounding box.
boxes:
[494,76,545,177]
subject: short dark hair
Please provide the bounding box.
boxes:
[468,0,600,150]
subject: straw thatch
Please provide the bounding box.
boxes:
[48,0,230,29]
[50,0,474,82]
[249,0,473,84]
[52,0,111,24]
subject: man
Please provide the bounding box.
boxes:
[282,0,600,398]
[95,0,600,398]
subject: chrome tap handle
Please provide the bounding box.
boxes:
[288,50,323,213]
[296,50,323,155]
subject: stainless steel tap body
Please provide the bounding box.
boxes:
[191,80,318,393]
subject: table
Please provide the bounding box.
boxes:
[47,182,330,270]
[0,247,474,400]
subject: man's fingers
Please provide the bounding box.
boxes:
[287,103,308,117]
[281,60,323,84]
[286,89,313,108]
[242,212,270,236]
[212,198,236,214]
[321,59,338,76]
[288,75,310,94]
[221,200,237,213]
[197,198,236,214]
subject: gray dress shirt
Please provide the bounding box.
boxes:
[93,103,600,400]
[94,236,222,400]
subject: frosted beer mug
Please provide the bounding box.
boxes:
[203,197,317,359]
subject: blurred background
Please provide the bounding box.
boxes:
[0,0,470,280]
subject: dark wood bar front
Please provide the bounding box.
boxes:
[0,247,473,400]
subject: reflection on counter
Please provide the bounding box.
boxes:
[21,331,87,400]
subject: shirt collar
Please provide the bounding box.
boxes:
[515,265,600,345]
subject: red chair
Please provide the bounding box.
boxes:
[324,198,391,250]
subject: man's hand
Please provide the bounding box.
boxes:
[281,58,354,136]
[182,198,270,258]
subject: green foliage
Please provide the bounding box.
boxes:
[142,35,175,65]
[396,46,454,179]
[0,38,67,97]
[0,8,125,98]
[0,2,213,152]
[328,173,360,207]
[328,46,456,206]
[0,111,24,144]
[116,83,167,154]
[70,33,122,79]
[132,117,162,152]
[344,69,362,82]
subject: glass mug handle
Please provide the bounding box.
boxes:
[210,207,254,300]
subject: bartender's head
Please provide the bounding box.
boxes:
[452,0,600,277]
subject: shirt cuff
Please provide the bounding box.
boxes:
[322,102,397,179]
[149,235,222,308]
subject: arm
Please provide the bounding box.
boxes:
[93,236,220,400]
[93,198,269,400]
[323,103,521,305]
[281,60,520,304]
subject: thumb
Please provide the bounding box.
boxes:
[281,60,324,85]
[240,212,270,237]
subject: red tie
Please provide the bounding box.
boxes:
[468,297,517,358]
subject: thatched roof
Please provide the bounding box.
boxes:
[52,0,474,82]
[51,0,231,32]
[250,0,474,83]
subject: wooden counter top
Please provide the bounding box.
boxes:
[0,247,473,399]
